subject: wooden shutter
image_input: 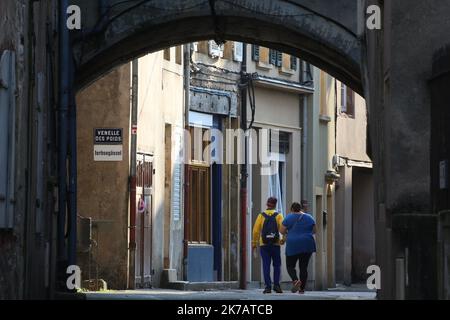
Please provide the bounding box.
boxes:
[269,49,277,65]
[223,41,233,60]
[252,45,260,61]
[0,51,16,229]
[346,86,355,116]
[163,48,171,61]
[276,51,283,67]
[290,55,298,70]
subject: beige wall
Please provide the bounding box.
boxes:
[252,86,300,129]
[246,45,301,83]
[136,48,185,285]
[248,70,302,284]
[337,82,371,163]
[76,64,131,289]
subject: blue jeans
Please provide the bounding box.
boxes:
[260,245,281,288]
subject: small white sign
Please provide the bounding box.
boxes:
[94,145,123,161]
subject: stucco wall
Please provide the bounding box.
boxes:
[352,168,375,282]
[76,64,131,289]
[337,85,371,163]
[136,49,185,285]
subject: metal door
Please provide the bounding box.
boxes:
[135,153,153,288]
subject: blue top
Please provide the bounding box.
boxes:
[282,212,316,256]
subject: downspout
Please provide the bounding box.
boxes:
[57,0,70,286]
[67,74,77,270]
[301,62,308,201]
[183,44,191,281]
[239,43,248,290]
[128,59,138,289]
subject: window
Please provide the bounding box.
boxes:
[163,48,171,61]
[253,45,271,65]
[269,130,290,154]
[269,49,277,65]
[187,165,211,243]
[269,49,282,67]
[208,40,224,58]
[341,83,355,117]
[252,45,260,61]
[290,55,298,71]
[175,46,182,65]
[268,161,285,214]
[301,60,314,83]
[233,42,243,62]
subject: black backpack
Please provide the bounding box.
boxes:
[261,212,280,245]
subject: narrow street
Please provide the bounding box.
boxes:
[85,286,376,300]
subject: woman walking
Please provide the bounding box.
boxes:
[280,202,317,294]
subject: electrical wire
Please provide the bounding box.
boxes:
[193,68,240,82]
[195,62,242,75]
[191,77,237,86]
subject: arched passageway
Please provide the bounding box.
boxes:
[67,0,370,296]
[72,0,362,93]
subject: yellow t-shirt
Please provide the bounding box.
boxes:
[252,209,284,247]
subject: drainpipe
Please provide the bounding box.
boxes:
[67,79,77,270]
[57,0,70,287]
[239,43,248,290]
[183,44,191,281]
[128,59,138,289]
[301,63,308,201]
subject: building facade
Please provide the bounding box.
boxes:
[333,79,375,286]
[76,48,186,289]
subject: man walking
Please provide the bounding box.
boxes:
[252,197,285,294]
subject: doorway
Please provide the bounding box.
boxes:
[135,153,153,288]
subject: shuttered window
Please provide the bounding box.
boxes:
[0,51,16,229]
[276,51,283,67]
[269,49,277,65]
[252,45,260,61]
[269,49,283,67]
[163,48,171,61]
[341,83,355,117]
[290,55,298,71]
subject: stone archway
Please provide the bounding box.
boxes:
[72,0,362,93]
